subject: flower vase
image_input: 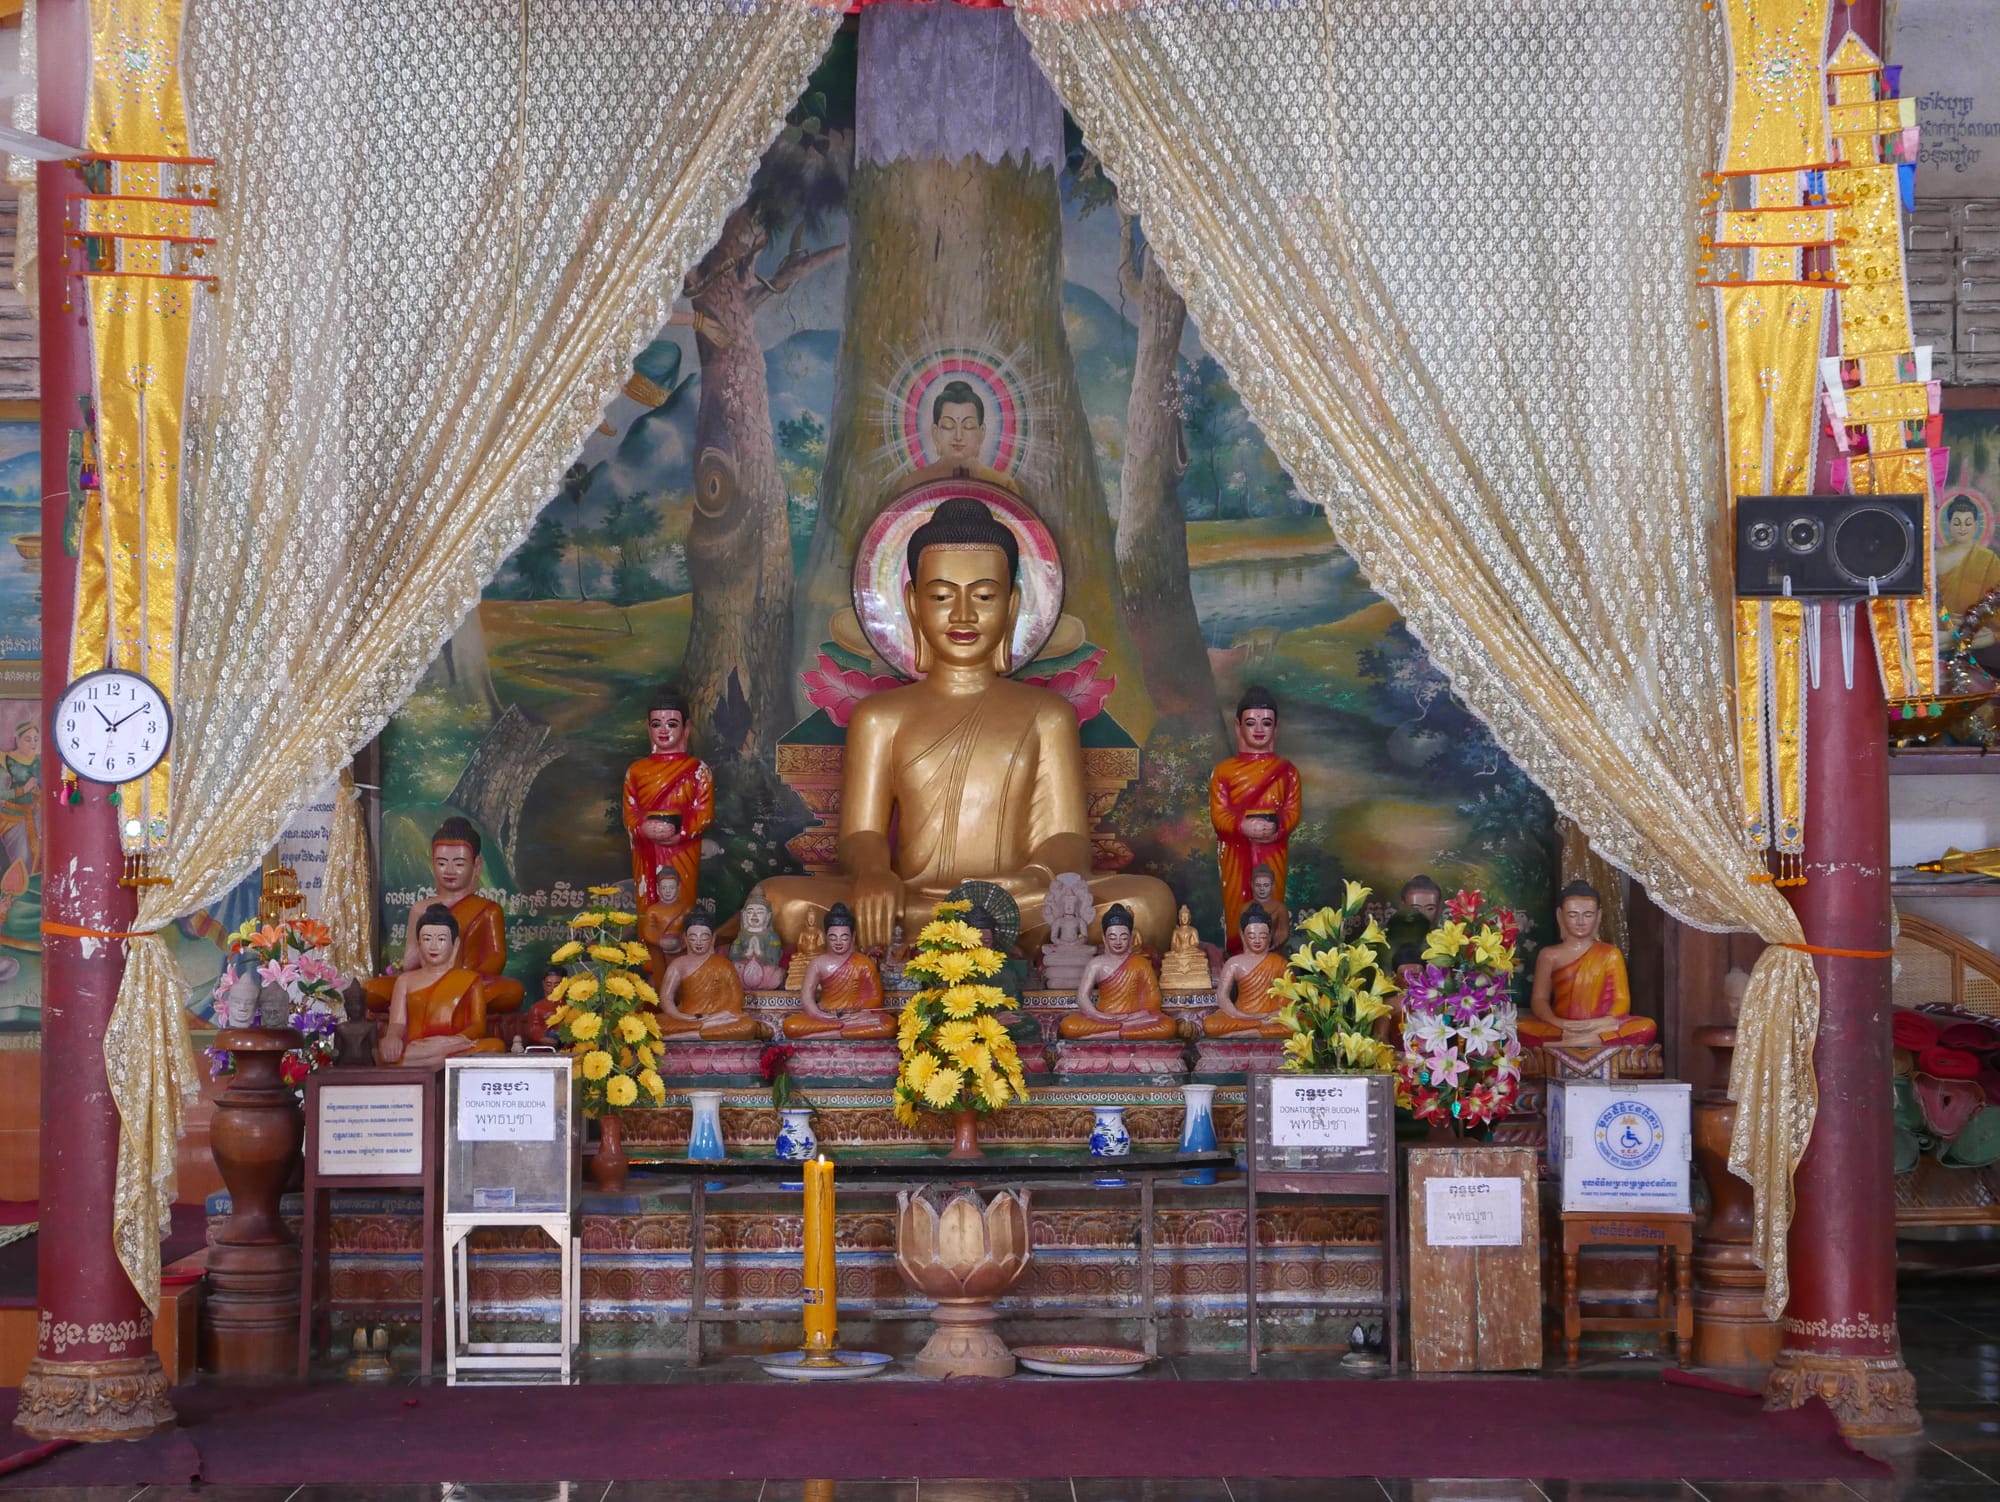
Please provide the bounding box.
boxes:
[945,1107,984,1161]
[775,1107,817,1162]
[686,1089,727,1161]
[589,1112,629,1191]
[1089,1104,1131,1157]
[1178,1083,1218,1184]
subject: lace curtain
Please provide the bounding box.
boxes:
[1014,0,1815,1314]
[104,0,841,1308]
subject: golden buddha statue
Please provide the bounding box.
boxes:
[1203,903,1289,1038]
[784,907,826,991]
[656,907,763,1041]
[1059,903,1178,1040]
[783,902,895,1040]
[1159,905,1213,991]
[366,817,524,1015]
[378,903,506,1068]
[763,496,1175,951]
[1520,881,1656,1049]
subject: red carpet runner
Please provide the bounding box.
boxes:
[0,1377,1881,1484]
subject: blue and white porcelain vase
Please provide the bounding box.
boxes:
[686,1090,727,1162]
[1178,1083,1219,1184]
[775,1107,818,1162]
[1088,1104,1131,1158]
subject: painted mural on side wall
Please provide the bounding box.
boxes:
[378,36,1557,992]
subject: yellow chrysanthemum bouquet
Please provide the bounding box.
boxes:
[892,900,1031,1129]
[544,886,668,1119]
[1272,880,1400,1075]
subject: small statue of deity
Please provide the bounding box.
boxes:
[1060,904,1178,1040]
[332,985,378,1067]
[367,817,524,1014]
[521,966,564,1047]
[638,871,689,984]
[656,905,762,1040]
[1210,686,1302,947]
[1159,905,1213,991]
[784,907,827,991]
[881,922,913,990]
[622,686,714,912]
[1247,864,1290,952]
[1204,903,1290,1038]
[1039,871,1098,990]
[379,903,506,1067]
[1521,880,1655,1050]
[783,903,895,1039]
[730,885,788,991]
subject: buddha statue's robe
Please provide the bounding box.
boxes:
[1059,953,1179,1040]
[1203,950,1290,1037]
[623,751,714,909]
[401,969,504,1056]
[1518,941,1656,1046]
[783,952,895,1039]
[658,952,760,1039]
[367,893,524,1014]
[763,679,1175,950]
[1209,753,1302,941]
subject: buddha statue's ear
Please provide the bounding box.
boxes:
[905,581,932,675]
[993,586,1021,674]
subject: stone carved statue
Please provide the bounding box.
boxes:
[379,903,505,1067]
[784,902,895,1040]
[1038,871,1098,990]
[1521,880,1654,1049]
[1159,905,1213,991]
[366,817,524,1014]
[657,906,762,1040]
[1060,904,1177,1041]
[761,496,1175,952]
[332,986,378,1066]
[1209,686,1302,947]
[730,886,787,991]
[1204,903,1290,1037]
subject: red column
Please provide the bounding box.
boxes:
[1762,606,1919,1438]
[13,0,175,1440]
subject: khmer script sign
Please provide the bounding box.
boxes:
[1268,1076,1372,1147]
[1898,0,2000,198]
[456,1069,556,1142]
[1424,1176,1525,1248]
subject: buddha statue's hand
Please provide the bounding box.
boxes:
[851,872,903,951]
[1241,815,1279,843]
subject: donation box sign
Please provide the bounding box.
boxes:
[444,1056,578,1219]
[1423,1176,1525,1247]
[1252,1072,1393,1175]
[457,1070,556,1141]
[1547,1080,1692,1214]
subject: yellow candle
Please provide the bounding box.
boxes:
[802,1155,837,1354]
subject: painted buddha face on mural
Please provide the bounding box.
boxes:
[929,382,986,469]
[904,544,1019,675]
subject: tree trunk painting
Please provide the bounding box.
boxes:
[1114,214,1225,754]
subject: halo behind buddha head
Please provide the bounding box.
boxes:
[853,478,1062,681]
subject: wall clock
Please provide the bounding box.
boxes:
[51,668,172,783]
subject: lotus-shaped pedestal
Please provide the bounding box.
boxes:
[895,1185,1032,1378]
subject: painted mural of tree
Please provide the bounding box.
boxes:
[678,60,853,759]
[792,8,1142,731]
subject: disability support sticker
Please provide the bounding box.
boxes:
[1593,1099,1664,1170]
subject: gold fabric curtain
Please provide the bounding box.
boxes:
[1014,0,1815,1314]
[105,0,841,1309]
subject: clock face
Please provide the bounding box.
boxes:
[52,670,173,783]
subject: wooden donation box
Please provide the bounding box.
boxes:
[1407,1144,1540,1371]
[442,1055,581,1383]
[1244,1072,1399,1372]
[299,1067,442,1376]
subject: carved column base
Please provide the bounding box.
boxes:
[15,1353,175,1441]
[912,1298,1015,1379]
[1765,1349,1921,1439]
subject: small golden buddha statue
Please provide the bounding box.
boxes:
[784,907,826,991]
[762,496,1175,952]
[1204,903,1289,1038]
[378,903,505,1067]
[1159,905,1212,991]
[367,817,525,1015]
[1520,881,1655,1049]
[784,903,895,1040]
[1059,904,1178,1041]
[656,906,763,1040]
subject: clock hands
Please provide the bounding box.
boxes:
[95,706,114,729]
[106,706,148,731]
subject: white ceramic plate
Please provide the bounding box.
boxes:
[1011,1343,1151,1377]
[755,1349,894,1381]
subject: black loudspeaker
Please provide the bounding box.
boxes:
[1735,494,1927,598]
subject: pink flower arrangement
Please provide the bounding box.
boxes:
[1395,888,1523,1134]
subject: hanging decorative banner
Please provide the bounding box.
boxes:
[65,0,216,881]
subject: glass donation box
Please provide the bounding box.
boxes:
[441,1055,582,1382]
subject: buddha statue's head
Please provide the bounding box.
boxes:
[683,905,717,956]
[647,685,690,755]
[1240,903,1272,956]
[1102,904,1135,957]
[904,496,1021,676]
[825,902,857,956]
[1556,880,1601,943]
[1250,864,1276,903]
[1400,874,1441,923]
[1235,684,1279,755]
[929,380,986,470]
[740,889,771,934]
[430,817,481,901]
[414,902,461,969]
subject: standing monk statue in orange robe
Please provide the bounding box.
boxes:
[379,903,505,1067]
[623,686,714,913]
[366,816,524,1015]
[1059,904,1179,1040]
[1519,880,1656,1049]
[783,902,895,1040]
[1203,904,1290,1038]
[1209,686,1302,946]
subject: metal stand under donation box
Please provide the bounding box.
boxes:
[442,1055,581,1382]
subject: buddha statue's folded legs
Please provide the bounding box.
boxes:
[1056,1009,1180,1041]
[782,1010,898,1040]
[762,872,1177,955]
[1200,1009,1290,1039]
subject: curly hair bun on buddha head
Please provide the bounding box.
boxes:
[1101,903,1135,935]
[824,902,858,936]
[682,900,718,935]
[906,495,1020,584]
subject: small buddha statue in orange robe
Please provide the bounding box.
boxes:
[656,906,763,1040]
[378,903,505,1068]
[1059,904,1179,1041]
[366,817,525,1015]
[1247,864,1290,952]
[1204,903,1290,1038]
[783,902,895,1040]
[623,686,714,911]
[1519,880,1656,1049]
[1209,687,1302,945]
